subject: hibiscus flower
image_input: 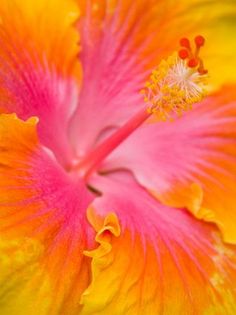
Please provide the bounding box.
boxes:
[0,0,236,314]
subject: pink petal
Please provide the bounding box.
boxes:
[70,0,236,158]
[81,171,236,314]
[103,86,236,243]
[0,114,95,314]
[0,1,80,167]
[69,0,195,156]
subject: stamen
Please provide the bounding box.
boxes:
[141,36,208,120]
[74,36,208,179]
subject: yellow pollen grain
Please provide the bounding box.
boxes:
[141,52,208,121]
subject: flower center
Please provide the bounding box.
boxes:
[142,35,208,120]
[75,36,208,179]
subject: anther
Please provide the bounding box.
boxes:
[142,35,208,121]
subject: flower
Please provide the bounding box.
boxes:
[0,0,236,314]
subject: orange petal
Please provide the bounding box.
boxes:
[0,0,80,77]
[81,173,236,314]
[0,114,95,315]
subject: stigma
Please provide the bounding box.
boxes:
[141,35,208,120]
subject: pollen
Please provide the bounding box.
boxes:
[141,36,208,120]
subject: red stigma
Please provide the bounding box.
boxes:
[188,58,199,68]
[195,35,205,47]
[178,49,189,59]
[180,38,190,48]
[178,35,208,74]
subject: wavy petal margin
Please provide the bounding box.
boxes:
[81,172,236,315]
[104,86,236,244]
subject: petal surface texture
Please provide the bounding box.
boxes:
[70,0,236,156]
[81,172,236,315]
[104,86,236,244]
[0,0,236,315]
[0,114,95,315]
[0,0,80,166]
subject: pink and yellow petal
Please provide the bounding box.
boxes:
[104,86,236,244]
[81,173,236,315]
[0,0,80,166]
[0,114,95,315]
[70,0,236,156]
